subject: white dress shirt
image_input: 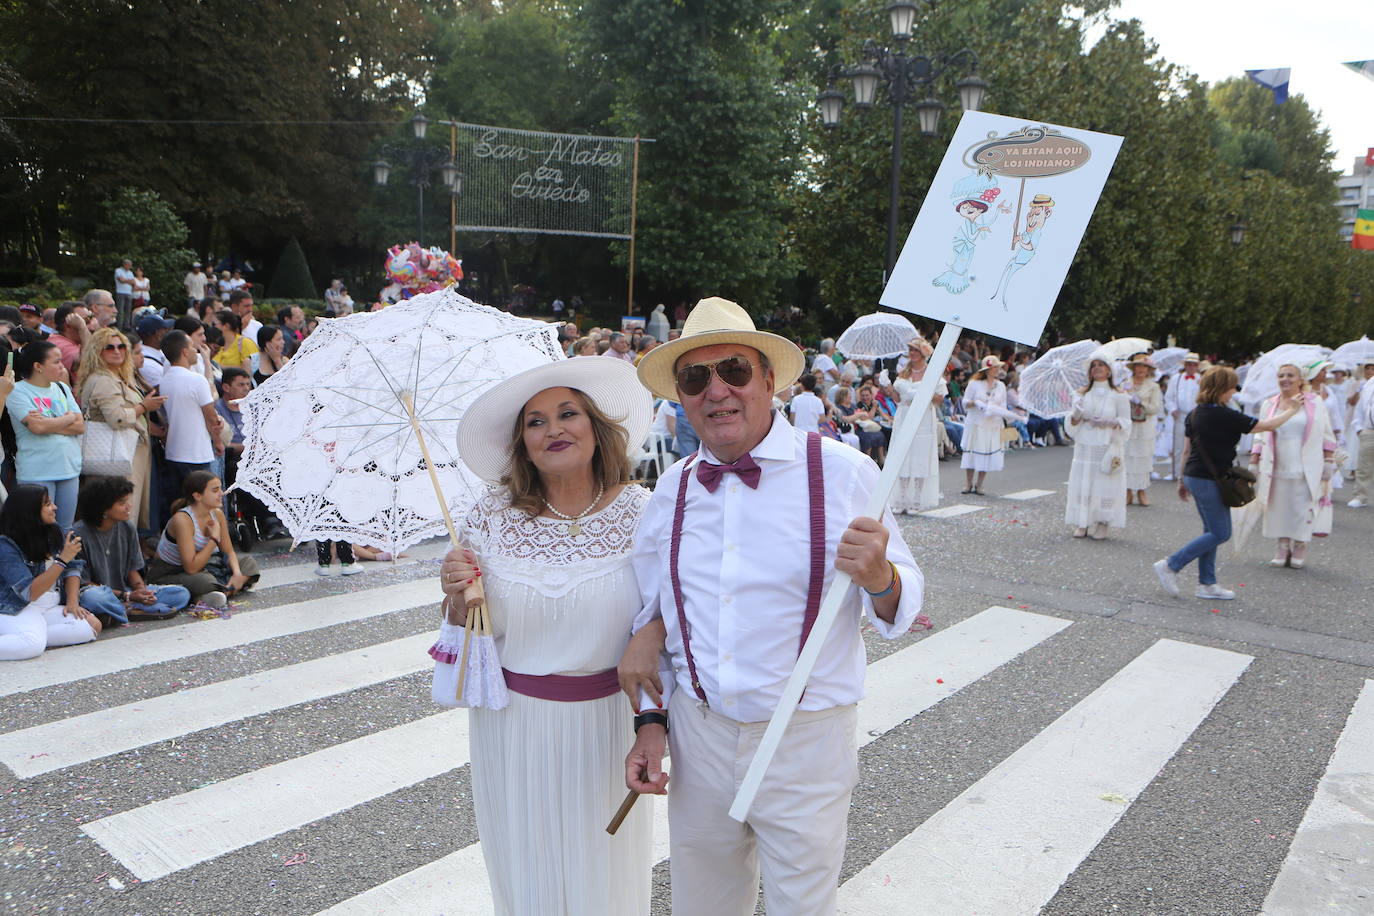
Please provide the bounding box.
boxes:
[1353,377,1374,434]
[632,412,924,723]
[1166,372,1201,416]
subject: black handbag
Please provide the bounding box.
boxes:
[1190,425,1257,508]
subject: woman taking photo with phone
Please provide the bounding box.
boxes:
[0,485,101,660]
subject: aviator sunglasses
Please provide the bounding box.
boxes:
[674,356,755,396]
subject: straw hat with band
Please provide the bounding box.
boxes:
[1301,358,1333,382]
[1183,352,1201,362]
[635,296,805,402]
[971,354,1004,379]
[457,357,653,484]
[1126,353,1156,369]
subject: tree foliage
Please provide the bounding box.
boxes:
[266,237,318,300]
[92,187,195,310]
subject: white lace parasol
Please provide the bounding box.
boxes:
[235,288,564,554]
[1234,343,1332,413]
[1017,339,1101,418]
[835,312,921,359]
[1151,346,1189,378]
[1332,336,1374,371]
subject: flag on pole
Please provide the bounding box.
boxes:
[1354,209,1374,251]
[1344,60,1374,83]
[1246,68,1291,103]
[1366,147,1374,168]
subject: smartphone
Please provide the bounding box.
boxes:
[6,351,12,372]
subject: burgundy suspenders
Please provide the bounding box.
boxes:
[669,433,825,706]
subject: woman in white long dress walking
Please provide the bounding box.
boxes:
[891,337,947,513]
[1122,354,1163,506]
[1065,358,1130,539]
[961,355,1017,496]
[436,358,654,915]
[1249,362,1336,569]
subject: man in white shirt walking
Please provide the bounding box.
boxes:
[183,262,208,312]
[1348,360,1374,508]
[159,330,224,500]
[1164,352,1202,479]
[113,258,135,331]
[788,373,825,433]
[623,297,924,915]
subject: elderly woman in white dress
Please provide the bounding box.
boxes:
[1065,358,1130,539]
[435,357,654,915]
[961,355,1018,496]
[1249,361,1336,569]
[1122,353,1163,506]
[891,336,947,513]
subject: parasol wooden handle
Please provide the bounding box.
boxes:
[606,789,641,835]
[398,392,487,612]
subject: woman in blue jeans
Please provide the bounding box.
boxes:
[1153,366,1300,601]
[74,476,190,626]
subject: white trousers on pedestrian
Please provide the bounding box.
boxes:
[667,690,858,916]
[1171,416,1187,477]
[0,591,96,661]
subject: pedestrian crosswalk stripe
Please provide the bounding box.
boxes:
[0,633,434,778]
[312,606,1071,914]
[81,710,469,882]
[837,638,1252,915]
[0,578,440,698]
[919,504,985,518]
[1003,488,1056,500]
[1261,678,1374,915]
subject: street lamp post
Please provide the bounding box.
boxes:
[373,114,459,246]
[818,1,989,281]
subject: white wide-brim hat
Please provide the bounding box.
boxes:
[457,357,653,483]
[635,296,805,402]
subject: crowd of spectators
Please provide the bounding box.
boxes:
[0,273,325,659]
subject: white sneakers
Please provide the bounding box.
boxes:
[1153,559,1180,597]
[1195,584,1236,600]
[316,564,365,577]
[200,591,228,608]
[1349,498,1368,509]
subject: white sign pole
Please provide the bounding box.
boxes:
[728,323,962,823]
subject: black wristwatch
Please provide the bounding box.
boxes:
[633,711,669,734]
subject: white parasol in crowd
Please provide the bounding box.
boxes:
[1016,339,1102,418]
[835,312,921,359]
[1150,346,1189,378]
[1234,343,1332,412]
[235,287,565,708]
[1332,336,1374,370]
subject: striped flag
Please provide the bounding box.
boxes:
[1344,60,1374,83]
[1355,209,1374,251]
[1246,68,1291,104]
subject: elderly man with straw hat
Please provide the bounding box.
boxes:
[620,296,924,915]
[1165,352,1203,479]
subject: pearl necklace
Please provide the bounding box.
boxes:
[544,483,605,537]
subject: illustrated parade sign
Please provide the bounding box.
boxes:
[882,111,1123,345]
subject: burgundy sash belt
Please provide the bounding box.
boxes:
[669,432,826,705]
[501,667,620,702]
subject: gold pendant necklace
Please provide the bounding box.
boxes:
[545,482,606,537]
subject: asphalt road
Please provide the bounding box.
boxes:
[1,444,1371,915]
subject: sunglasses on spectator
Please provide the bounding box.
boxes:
[102,342,127,352]
[674,356,755,396]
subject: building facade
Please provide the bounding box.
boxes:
[1336,156,1373,243]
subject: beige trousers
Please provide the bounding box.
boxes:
[1354,429,1374,502]
[667,691,858,916]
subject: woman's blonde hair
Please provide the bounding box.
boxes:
[1196,365,1239,405]
[501,388,632,516]
[78,327,137,390]
[1276,363,1310,395]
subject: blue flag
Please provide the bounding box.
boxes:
[1246,68,1291,104]
[1344,60,1374,84]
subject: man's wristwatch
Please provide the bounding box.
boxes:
[633,711,668,734]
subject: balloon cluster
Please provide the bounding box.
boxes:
[384,243,463,299]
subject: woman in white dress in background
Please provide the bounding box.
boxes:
[436,357,654,915]
[1249,361,1335,569]
[1122,353,1163,506]
[961,355,1017,496]
[1065,358,1130,539]
[891,336,947,513]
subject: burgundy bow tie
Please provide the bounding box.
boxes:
[696,454,762,493]
[1184,374,1196,380]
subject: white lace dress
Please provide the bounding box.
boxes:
[891,375,947,512]
[452,485,653,916]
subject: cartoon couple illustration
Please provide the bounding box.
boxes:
[931,170,1055,309]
